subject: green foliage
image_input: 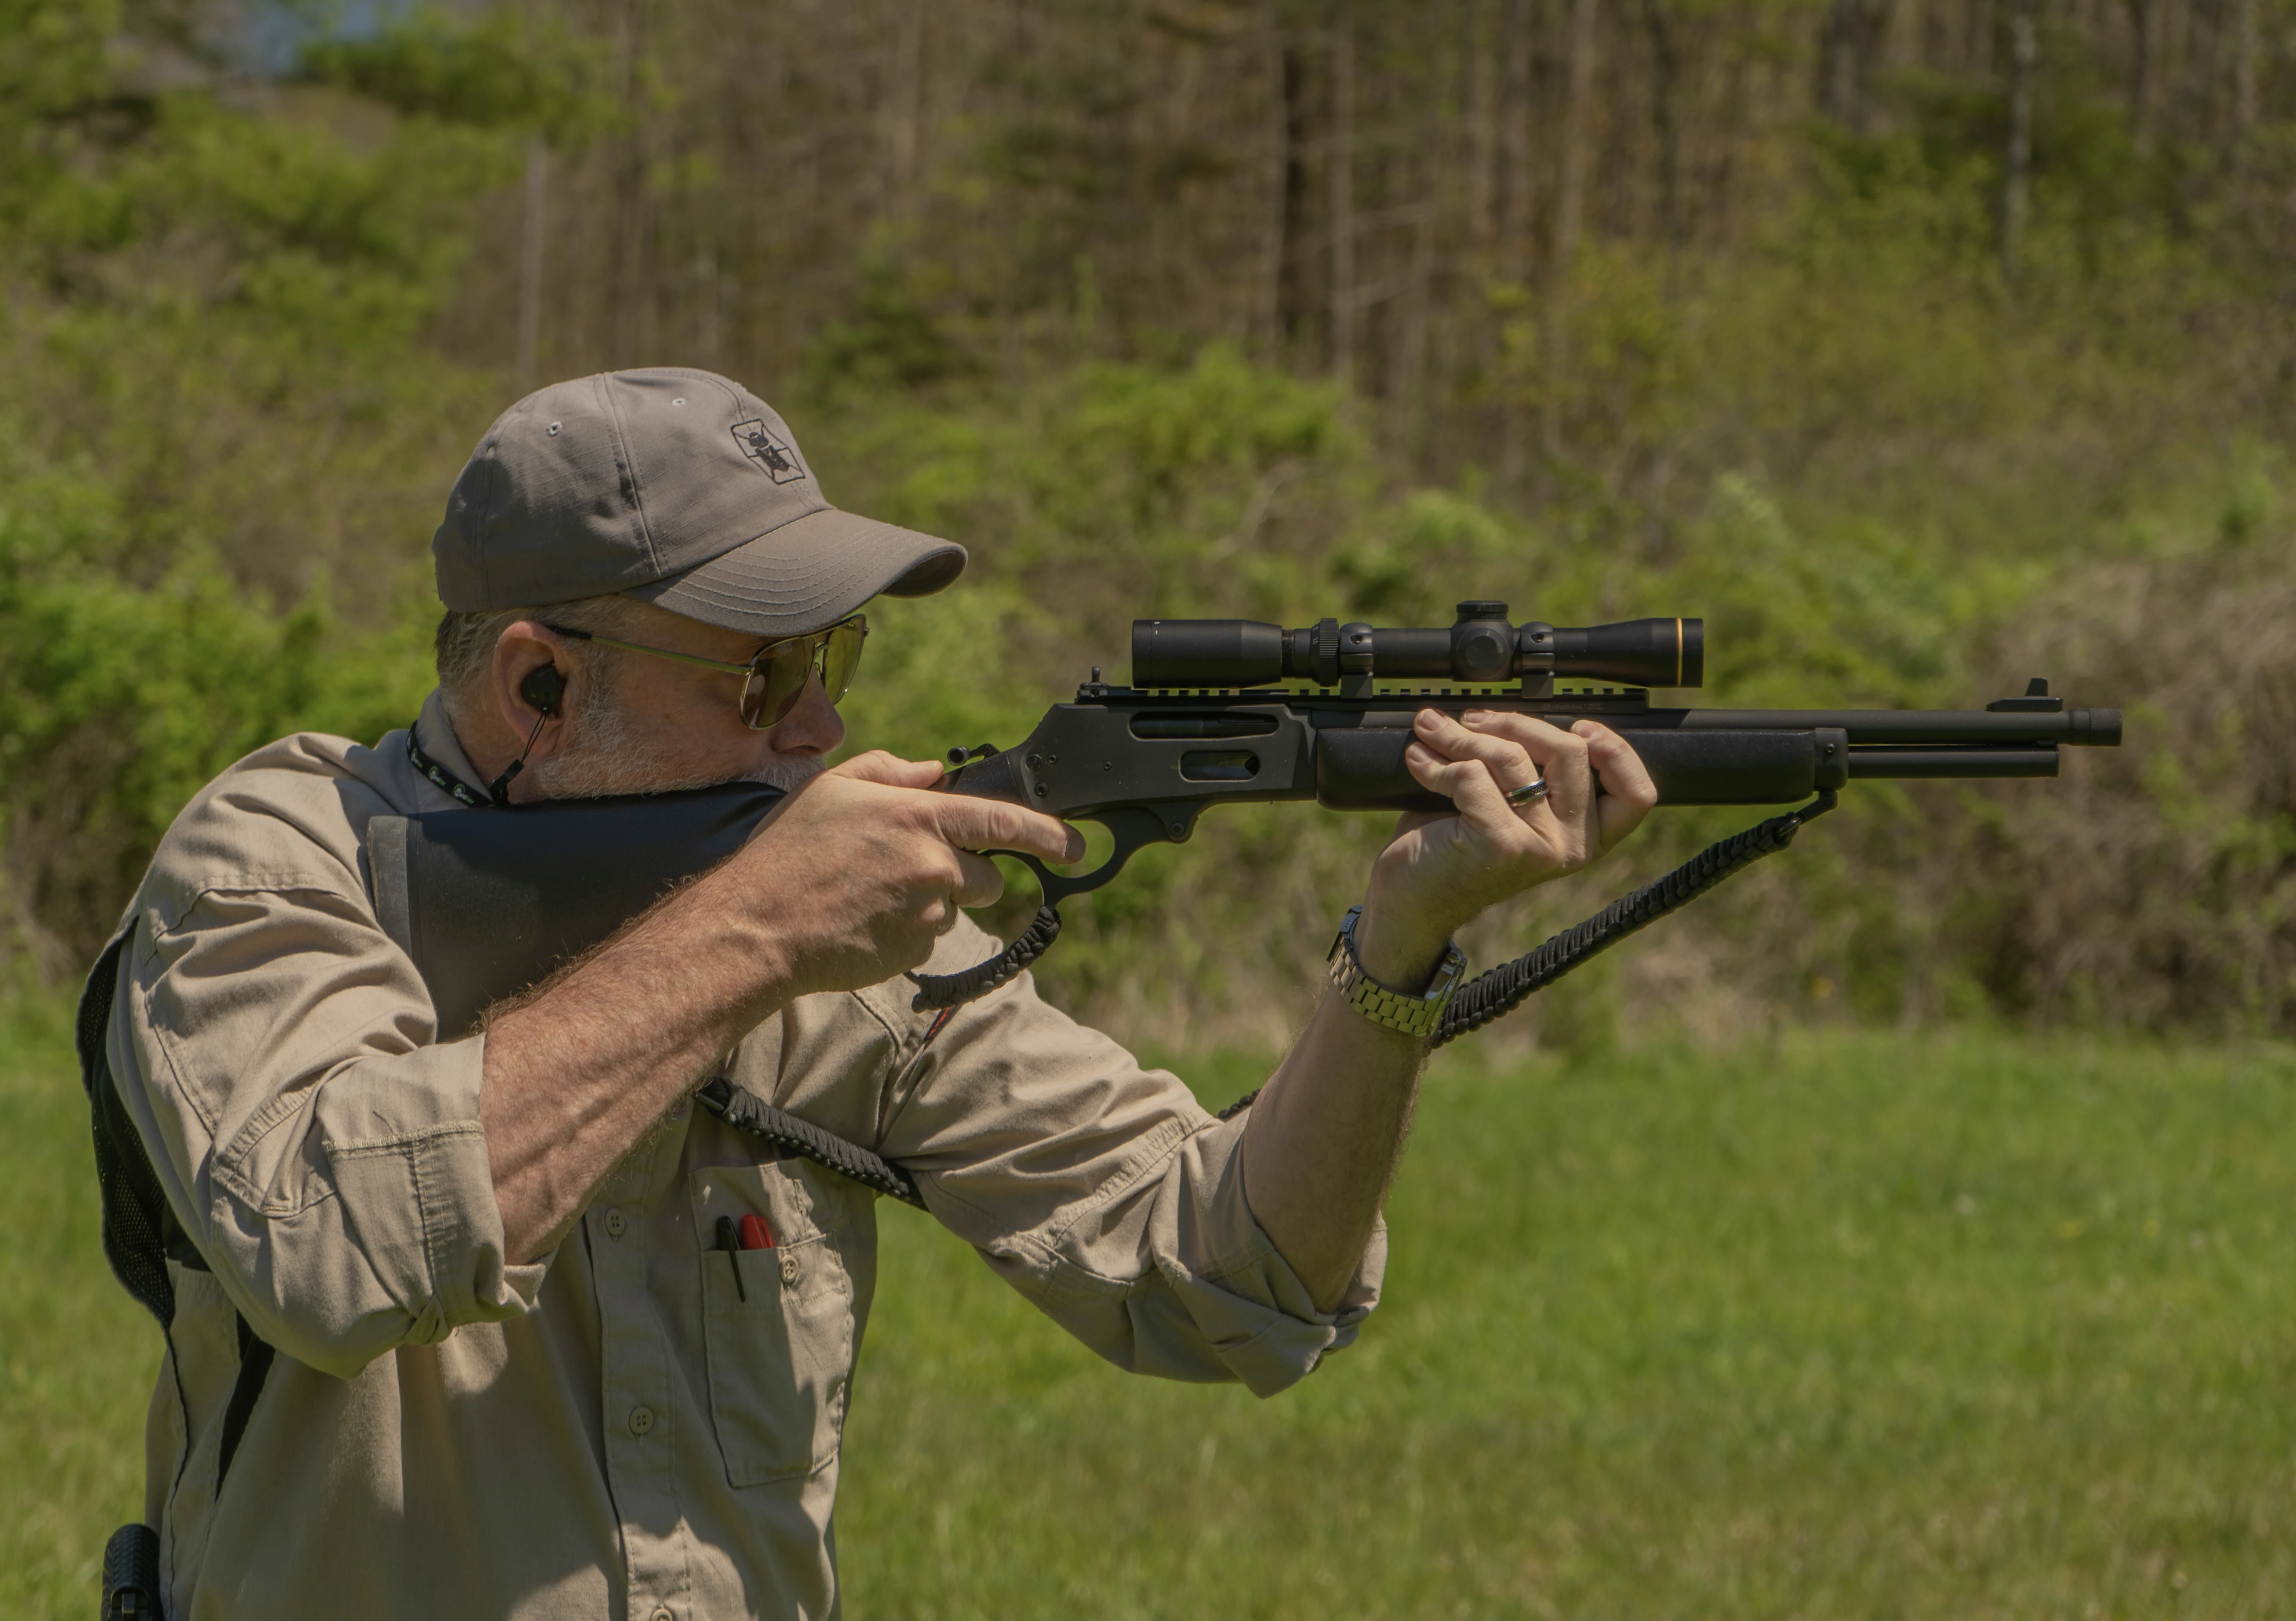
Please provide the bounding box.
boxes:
[802,262,979,397]
[0,442,435,960]
[804,342,1361,641]
[0,0,554,958]
[298,4,622,142]
[1,0,2291,1037]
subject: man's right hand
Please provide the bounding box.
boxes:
[729,751,1084,1002]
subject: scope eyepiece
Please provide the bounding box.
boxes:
[1131,605,1704,690]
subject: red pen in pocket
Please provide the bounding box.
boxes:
[715,1213,775,1302]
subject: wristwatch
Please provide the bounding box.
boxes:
[1326,906,1468,1039]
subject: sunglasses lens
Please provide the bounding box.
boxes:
[820,619,866,704]
[739,618,867,729]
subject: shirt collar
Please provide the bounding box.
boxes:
[407,689,496,810]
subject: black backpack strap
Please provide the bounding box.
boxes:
[80,931,279,1515]
[80,936,175,1330]
[217,1315,276,1488]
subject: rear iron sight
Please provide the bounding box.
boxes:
[1132,602,1704,694]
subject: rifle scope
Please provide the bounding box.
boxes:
[1133,602,1704,690]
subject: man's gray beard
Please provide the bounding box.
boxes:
[526,664,826,798]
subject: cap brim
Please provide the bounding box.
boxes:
[626,506,966,639]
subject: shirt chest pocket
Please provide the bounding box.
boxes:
[690,1163,860,1488]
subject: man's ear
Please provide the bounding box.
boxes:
[489,621,579,767]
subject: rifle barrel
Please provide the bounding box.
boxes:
[1845,747,2061,779]
[1656,707,2120,746]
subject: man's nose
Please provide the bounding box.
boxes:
[764,670,845,756]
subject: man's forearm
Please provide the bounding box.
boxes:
[481,860,797,1263]
[1238,912,1443,1311]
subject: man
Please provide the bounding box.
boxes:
[105,368,1655,1618]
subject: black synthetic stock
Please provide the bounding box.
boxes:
[364,782,937,1205]
[365,783,784,1036]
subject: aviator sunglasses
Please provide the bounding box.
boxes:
[543,614,868,730]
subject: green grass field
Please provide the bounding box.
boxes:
[8,1001,2296,1618]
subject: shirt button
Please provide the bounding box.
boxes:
[779,1253,799,1287]
[603,1207,627,1239]
[628,1405,655,1437]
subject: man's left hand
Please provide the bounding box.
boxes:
[1351,709,1659,986]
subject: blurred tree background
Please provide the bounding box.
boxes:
[2,0,2292,1046]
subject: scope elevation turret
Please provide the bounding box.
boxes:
[1132,602,1703,692]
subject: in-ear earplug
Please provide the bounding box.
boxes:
[520,664,565,717]
[493,664,566,803]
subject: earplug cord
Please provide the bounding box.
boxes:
[486,709,552,804]
[487,664,566,804]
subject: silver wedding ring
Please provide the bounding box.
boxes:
[1506,777,1550,808]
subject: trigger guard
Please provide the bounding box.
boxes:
[977,807,1176,909]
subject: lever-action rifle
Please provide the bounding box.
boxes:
[918,600,2121,1043]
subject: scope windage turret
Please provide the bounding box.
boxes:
[1132,602,1704,690]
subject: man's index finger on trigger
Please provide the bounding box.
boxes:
[930,794,1080,863]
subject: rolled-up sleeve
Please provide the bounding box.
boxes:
[851,927,1382,1398]
[114,873,543,1380]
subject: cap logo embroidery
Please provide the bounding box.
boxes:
[730,419,805,485]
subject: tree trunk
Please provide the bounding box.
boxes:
[2233,0,2257,133]
[515,134,548,393]
[2003,0,2037,278]
[2127,0,2152,144]
[610,0,654,367]
[1543,0,1598,466]
[1329,0,1356,387]
[1495,0,1536,493]
[1465,0,1498,249]
[1642,0,1682,262]
[885,0,925,220]
[1279,26,1315,354]
[1397,161,1438,435]
[1497,0,1535,283]
[1257,5,1288,356]
[1819,0,1892,131]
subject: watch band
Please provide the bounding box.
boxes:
[1326,906,1467,1040]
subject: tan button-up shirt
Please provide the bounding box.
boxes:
[106,692,1382,1621]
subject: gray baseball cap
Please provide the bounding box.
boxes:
[433,368,965,638]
